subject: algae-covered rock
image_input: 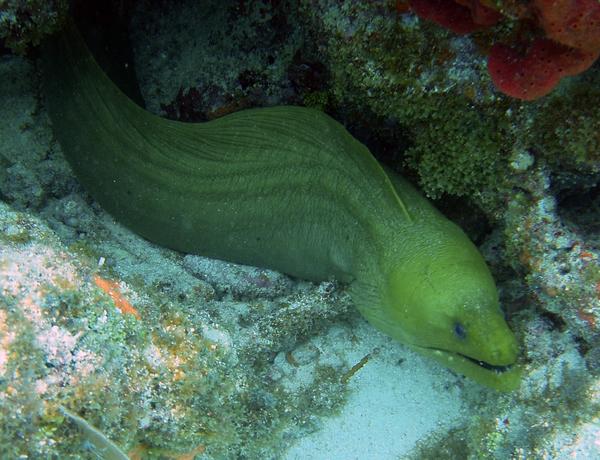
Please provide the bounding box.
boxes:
[1,1,600,458]
[0,0,68,54]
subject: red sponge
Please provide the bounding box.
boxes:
[488,38,599,100]
[407,0,600,100]
[534,0,600,52]
[409,0,500,34]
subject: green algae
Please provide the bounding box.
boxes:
[297,2,515,214]
[0,1,68,54]
[403,97,509,202]
[531,84,600,170]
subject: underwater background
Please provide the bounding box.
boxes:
[1,0,599,458]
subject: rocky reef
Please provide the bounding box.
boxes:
[0,0,598,458]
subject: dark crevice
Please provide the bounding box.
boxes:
[555,179,600,248]
[538,310,567,332]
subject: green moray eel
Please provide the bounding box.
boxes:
[41,22,521,391]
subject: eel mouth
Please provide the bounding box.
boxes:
[410,344,521,391]
[426,346,515,373]
[457,352,513,373]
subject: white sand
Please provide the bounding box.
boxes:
[285,320,467,459]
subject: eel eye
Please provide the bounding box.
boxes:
[453,322,467,340]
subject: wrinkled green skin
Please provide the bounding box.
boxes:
[42,23,520,391]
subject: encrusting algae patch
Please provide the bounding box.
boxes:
[0,199,356,458]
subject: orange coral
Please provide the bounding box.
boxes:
[93,275,141,320]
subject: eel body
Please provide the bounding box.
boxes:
[42,23,520,390]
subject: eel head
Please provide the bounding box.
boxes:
[357,250,521,391]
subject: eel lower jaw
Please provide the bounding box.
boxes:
[455,351,514,373]
[408,345,522,392]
